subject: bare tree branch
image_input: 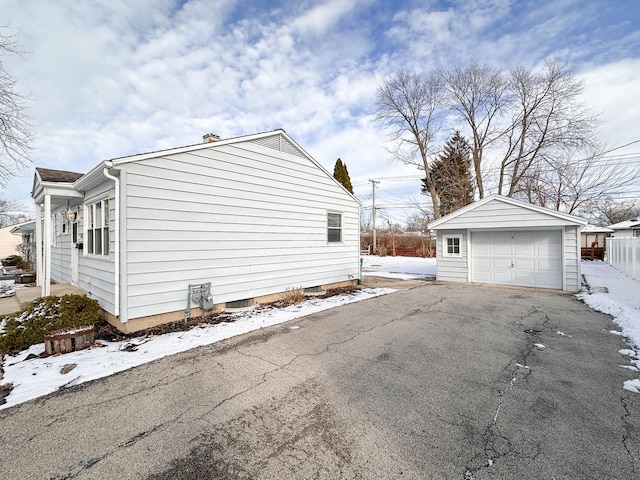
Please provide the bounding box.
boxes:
[375,71,445,217]
[0,25,33,186]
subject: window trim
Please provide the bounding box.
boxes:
[443,234,462,257]
[327,211,343,244]
[84,198,110,257]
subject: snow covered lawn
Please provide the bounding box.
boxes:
[362,255,436,279]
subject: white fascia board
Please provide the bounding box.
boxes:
[32,182,84,203]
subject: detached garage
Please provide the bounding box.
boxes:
[428,195,587,292]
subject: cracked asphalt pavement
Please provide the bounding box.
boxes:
[1,283,639,479]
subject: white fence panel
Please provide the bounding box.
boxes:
[607,237,640,282]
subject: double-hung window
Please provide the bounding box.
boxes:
[86,199,110,255]
[327,212,342,243]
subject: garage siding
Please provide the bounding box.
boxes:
[564,225,580,291]
[436,230,468,282]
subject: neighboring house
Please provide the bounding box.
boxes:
[9,220,36,267]
[428,194,587,292]
[580,224,613,260]
[607,218,640,238]
[31,130,360,333]
[0,223,22,259]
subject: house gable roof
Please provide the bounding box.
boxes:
[73,129,359,203]
[35,167,84,183]
[428,194,587,230]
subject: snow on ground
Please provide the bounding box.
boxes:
[2,256,639,410]
[0,287,395,410]
[578,260,640,393]
[0,279,27,298]
[362,255,436,279]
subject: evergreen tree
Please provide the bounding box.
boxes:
[421,132,474,215]
[333,158,354,194]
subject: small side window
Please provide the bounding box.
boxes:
[327,213,342,243]
[443,235,462,257]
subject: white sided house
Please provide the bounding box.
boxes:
[428,195,587,292]
[31,130,360,332]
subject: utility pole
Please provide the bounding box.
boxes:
[369,179,379,254]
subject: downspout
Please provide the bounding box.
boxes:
[103,164,120,317]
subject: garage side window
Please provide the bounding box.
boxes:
[443,235,462,257]
[327,212,342,243]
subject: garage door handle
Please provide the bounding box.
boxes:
[510,261,514,268]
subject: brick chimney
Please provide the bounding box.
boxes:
[203,133,221,143]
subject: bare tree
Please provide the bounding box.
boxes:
[442,62,510,199]
[0,26,32,186]
[375,71,445,218]
[581,198,640,225]
[498,60,599,197]
[517,145,640,214]
[0,198,28,227]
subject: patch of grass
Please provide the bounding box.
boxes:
[0,295,102,355]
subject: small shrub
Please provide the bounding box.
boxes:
[0,294,102,355]
[279,287,304,306]
[2,255,21,267]
[1,255,31,271]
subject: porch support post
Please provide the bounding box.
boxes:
[35,203,43,287]
[42,194,51,296]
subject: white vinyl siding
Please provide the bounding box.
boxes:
[436,230,468,282]
[564,225,580,291]
[122,137,359,320]
[434,199,577,230]
[78,184,116,314]
[50,208,73,284]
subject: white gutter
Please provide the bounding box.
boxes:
[103,164,120,318]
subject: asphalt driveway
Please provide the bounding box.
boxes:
[1,283,638,479]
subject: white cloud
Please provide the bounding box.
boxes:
[0,0,638,217]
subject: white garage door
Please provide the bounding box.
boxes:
[471,230,563,289]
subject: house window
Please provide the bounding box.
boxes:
[328,212,342,243]
[86,199,109,255]
[443,235,462,257]
[634,230,640,238]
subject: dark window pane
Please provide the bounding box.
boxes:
[87,230,94,254]
[95,229,102,255]
[104,227,109,255]
[328,228,341,243]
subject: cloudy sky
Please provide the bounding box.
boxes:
[1,0,639,223]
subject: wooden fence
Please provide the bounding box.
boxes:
[607,237,640,282]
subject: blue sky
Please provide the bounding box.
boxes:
[1,0,639,223]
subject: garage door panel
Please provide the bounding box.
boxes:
[514,245,535,256]
[493,258,513,269]
[471,230,563,289]
[538,259,560,272]
[514,259,535,270]
[493,272,513,283]
[493,244,512,256]
[514,273,536,286]
[537,244,562,256]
